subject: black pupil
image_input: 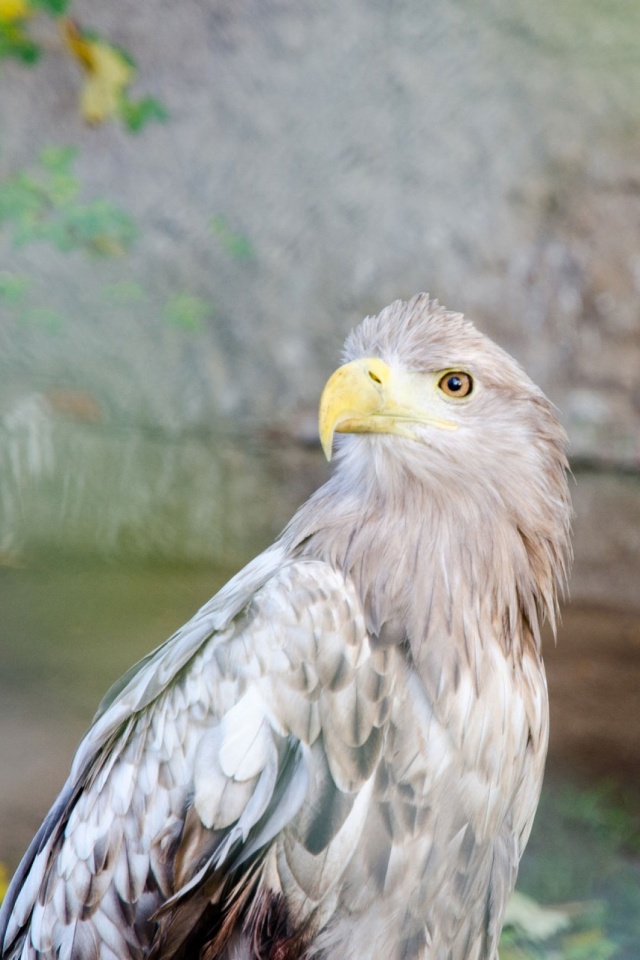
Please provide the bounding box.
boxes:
[448,376,463,392]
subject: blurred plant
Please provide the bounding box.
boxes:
[101,280,146,303]
[0,0,39,63]
[556,782,640,856]
[210,216,255,262]
[18,306,65,330]
[62,20,168,129]
[0,146,137,254]
[0,860,7,903]
[163,293,212,333]
[500,896,617,960]
[513,779,640,960]
[0,271,30,302]
[500,923,617,960]
[0,270,66,331]
[0,0,230,369]
[0,0,167,129]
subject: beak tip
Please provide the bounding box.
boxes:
[320,433,333,462]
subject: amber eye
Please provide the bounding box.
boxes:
[438,371,473,398]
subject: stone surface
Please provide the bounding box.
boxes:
[0,0,639,585]
[571,470,640,611]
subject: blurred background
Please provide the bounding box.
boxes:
[0,1,639,957]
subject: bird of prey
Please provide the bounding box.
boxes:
[0,294,572,960]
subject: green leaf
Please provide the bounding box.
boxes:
[557,782,640,855]
[561,928,618,960]
[164,294,211,332]
[102,281,146,302]
[0,177,40,224]
[0,23,40,63]
[0,273,30,303]
[18,307,65,331]
[210,215,255,261]
[60,199,137,252]
[47,172,78,206]
[30,0,70,14]
[39,146,77,174]
[119,96,169,133]
[0,149,137,255]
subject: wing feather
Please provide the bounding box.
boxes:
[1,548,545,960]
[0,555,384,959]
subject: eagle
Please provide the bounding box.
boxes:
[0,294,572,960]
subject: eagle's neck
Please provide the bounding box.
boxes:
[283,443,562,668]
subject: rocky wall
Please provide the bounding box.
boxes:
[1,0,639,602]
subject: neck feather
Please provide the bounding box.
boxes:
[281,446,569,669]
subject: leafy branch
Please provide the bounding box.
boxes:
[0,0,167,129]
[0,147,137,254]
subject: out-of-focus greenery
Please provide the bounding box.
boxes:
[0,8,252,340]
[0,271,30,302]
[0,267,68,332]
[503,781,640,959]
[501,904,617,960]
[0,19,39,63]
[0,146,222,333]
[210,215,255,262]
[0,147,137,254]
[164,293,213,333]
[555,782,640,857]
[0,0,167,130]
[118,96,169,133]
[0,263,217,335]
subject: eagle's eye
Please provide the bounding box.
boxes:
[438,371,473,398]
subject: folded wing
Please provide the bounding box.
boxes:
[0,555,394,960]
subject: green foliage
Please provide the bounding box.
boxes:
[210,216,255,261]
[101,281,146,303]
[0,2,167,131]
[0,21,40,62]
[0,272,30,302]
[17,306,65,331]
[30,0,70,15]
[0,147,137,255]
[58,198,137,254]
[2,38,39,63]
[512,780,640,960]
[119,96,169,133]
[561,930,618,960]
[0,270,66,334]
[500,900,618,960]
[163,294,212,333]
[556,782,640,856]
[0,0,65,64]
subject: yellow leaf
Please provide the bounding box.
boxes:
[0,861,9,904]
[0,0,29,23]
[61,19,133,124]
[89,235,125,256]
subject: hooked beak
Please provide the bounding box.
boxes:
[318,358,457,461]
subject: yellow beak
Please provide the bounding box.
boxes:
[318,358,456,461]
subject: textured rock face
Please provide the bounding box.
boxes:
[0,0,639,599]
